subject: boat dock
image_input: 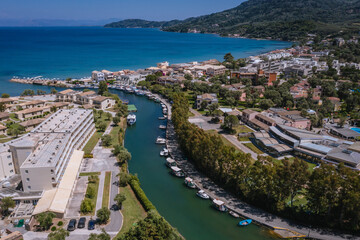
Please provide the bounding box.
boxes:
[155,94,354,240]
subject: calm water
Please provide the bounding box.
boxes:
[0,27,288,239]
[0,27,290,96]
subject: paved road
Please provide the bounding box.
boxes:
[222,134,259,160]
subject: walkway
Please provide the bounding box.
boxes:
[160,97,357,240]
[222,134,259,159]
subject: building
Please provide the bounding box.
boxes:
[17,109,94,193]
[0,124,7,135]
[91,96,116,110]
[56,89,76,102]
[157,76,185,85]
[18,100,45,109]
[91,71,105,82]
[19,119,44,132]
[196,94,218,109]
[0,112,10,121]
[75,91,97,105]
[15,107,50,120]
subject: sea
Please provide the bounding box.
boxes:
[0,27,291,96]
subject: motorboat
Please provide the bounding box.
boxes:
[158,116,166,120]
[166,158,177,168]
[229,211,240,218]
[238,219,252,226]
[196,190,210,199]
[160,148,169,157]
[184,177,196,189]
[159,125,167,130]
[127,114,136,125]
[213,199,227,212]
[171,166,185,177]
[156,137,166,144]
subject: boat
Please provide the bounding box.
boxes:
[196,190,210,199]
[156,137,166,144]
[171,166,185,177]
[159,125,167,130]
[184,177,196,189]
[166,158,177,167]
[238,219,252,226]
[127,114,136,126]
[160,148,169,157]
[154,98,160,103]
[212,199,227,212]
[158,116,166,120]
[229,211,240,218]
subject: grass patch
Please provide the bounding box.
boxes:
[79,172,100,177]
[117,186,147,237]
[272,157,317,173]
[109,125,121,147]
[0,137,15,143]
[9,113,19,121]
[102,172,111,208]
[234,125,254,133]
[82,114,111,154]
[238,137,250,141]
[81,174,100,216]
[0,135,7,139]
[243,142,264,154]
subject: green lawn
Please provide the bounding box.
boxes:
[238,137,250,141]
[81,174,100,216]
[243,142,264,154]
[9,113,19,121]
[79,172,100,177]
[102,172,111,208]
[117,186,147,237]
[272,157,317,173]
[109,125,121,147]
[234,125,254,133]
[82,114,111,154]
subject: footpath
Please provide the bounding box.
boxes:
[157,95,358,240]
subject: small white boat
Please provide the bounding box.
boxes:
[213,199,227,212]
[166,158,177,167]
[159,125,167,129]
[127,114,136,125]
[171,166,185,177]
[158,116,166,120]
[184,177,196,189]
[156,137,166,144]
[196,190,210,199]
[160,148,169,157]
[229,211,240,218]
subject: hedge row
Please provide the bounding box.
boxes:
[129,179,156,212]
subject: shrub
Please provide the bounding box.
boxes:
[96,207,110,224]
[129,179,156,212]
[51,226,56,231]
[84,153,93,158]
[80,198,94,213]
[57,221,63,226]
[86,185,96,199]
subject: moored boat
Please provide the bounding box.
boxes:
[238,219,252,226]
[184,177,196,189]
[213,199,227,212]
[229,211,240,218]
[127,114,136,126]
[159,125,167,129]
[196,190,210,199]
[171,166,185,177]
[166,158,177,167]
[158,116,166,120]
[156,137,166,144]
[160,148,169,157]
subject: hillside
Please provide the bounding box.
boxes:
[104,19,181,28]
[105,0,360,40]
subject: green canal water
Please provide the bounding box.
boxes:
[115,90,278,240]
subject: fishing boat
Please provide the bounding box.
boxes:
[171,166,185,177]
[126,114,136,126]
[184,177,196,189]
[196,190,210,199]
[229,211,240,218]
[160,148,169,157]
[159,125,167,130]
[238,219,252,226]
[166,158,177,168]
[156,137,166,144]
[212,199,227,212]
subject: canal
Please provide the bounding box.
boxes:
[115,90,277,240]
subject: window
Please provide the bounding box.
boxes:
[10,170,13,173]
[51,169,54,174]
[26,178,30,182]
[7,155,11,158]
[52,178,55,182]
[27,186,31,190]
[25,170,29,173]
[8,162,12,166]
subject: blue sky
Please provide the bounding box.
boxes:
[0,0,242,21]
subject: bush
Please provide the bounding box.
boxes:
[86,185,96,199]
[129,179,156,212]
[51,226,57,231]
[80,198,94,213]
[96,207,110,224]
[84,153,93,158]
[57,221,63,226]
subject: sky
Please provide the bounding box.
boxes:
[0,0,242,24]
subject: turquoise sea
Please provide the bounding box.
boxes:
[0,27,291,96]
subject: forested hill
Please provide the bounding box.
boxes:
[105,0,360,41]
[104,19,181,28]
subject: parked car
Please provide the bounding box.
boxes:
[67,219,77,231]
[77,217,86,228]
[88,219,96,230]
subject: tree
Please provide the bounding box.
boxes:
[113,116,121,126]
[222,115,239,133]
[47,228,69,240]
[1,93,10,98]
[105,112,112,121]
[224,53,234,62]
[338,116,346,128]
[114,193,126,208]
[98,81,108,96]
[0,103,5,112]
[98,122,107,132]
[259,99,274,110]
[184,74,193,81]
[50,106,57,112]
[200,101,208,110]
[36,212,56,230]
[96,207,110,224]
[88,229,110,240]
[116,149,131,165]
[65,78,72,83]
[50,88,58,94]
[0,197,15,215]
[101,134,112,147]
[208,103,219,115]
[86,185,96,199]
[80,198,94,213]
[21,89,35,96]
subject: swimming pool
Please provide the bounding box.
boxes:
[350,127,360,134]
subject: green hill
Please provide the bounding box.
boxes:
[105,0,360,40]
[104,19,181,28]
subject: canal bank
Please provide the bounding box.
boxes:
[112,90,277,240]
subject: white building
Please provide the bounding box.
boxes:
[91,71,105,82]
